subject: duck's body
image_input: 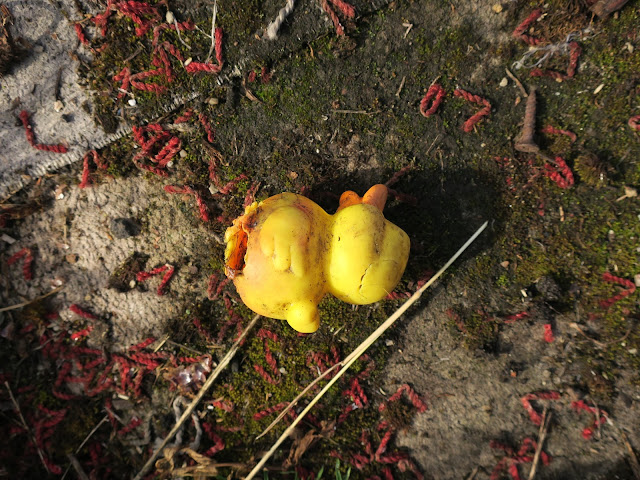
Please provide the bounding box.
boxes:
[224,185,410,333]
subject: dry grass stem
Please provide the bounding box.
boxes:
[4,381,50,472]
[67,454,90,480]
[465,466,479,480]
[569,321,632,348]
[528,409,551,480]
[256,363,341,439]
[505,68,528,97]
[620,431,640,480]
[76,415,109,455]
[205,0,218,63]
[60,415,110,480]
[395,75,406,97]
[333,109,380,115]
[133,314,261,480]
[244,221,488,480]
[0,285,64,312]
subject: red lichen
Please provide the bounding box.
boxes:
[512,9,543,45]
[599,272,636,309]
[453,89,491,132]
[571,400,608,439]
[136,264,174,295]
[520,391,560,425]
[419,84,446,117]
[7,247,34,280]
[544,157,574,189]
[19,110,68,153]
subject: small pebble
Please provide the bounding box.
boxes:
[112,398,134,410]
[1,233,16,244]
[492,3,503,13]
[499,77,508,87]
[179,149,188,158]
[187,265,198,275]
[128,98,137,107]
[206,97,219,105]
[536,275,561,301]
[166,10,175,23]
[54,100,64,112]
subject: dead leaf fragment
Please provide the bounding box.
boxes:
[155,446,246,477]
[283,421,335,468]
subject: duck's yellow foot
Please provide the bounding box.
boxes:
[286,300,320,333]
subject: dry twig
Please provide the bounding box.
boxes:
[332,109,380,115]
[245,221,488,479]
[205,0,218,63]
[569,322,633,349]
[466,467,479,480]
[61,414,109,478]
[4,381,49,472]
[256,362,341,439]
[0,286,64,312]
[76,416,109,454]
[505,68,528,97]
[528,409,551,480]
[621,431,640,480]
[66,454,89,480]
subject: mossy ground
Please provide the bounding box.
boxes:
[2,0,640,478]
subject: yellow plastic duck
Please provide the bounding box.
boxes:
[224,184,410,333]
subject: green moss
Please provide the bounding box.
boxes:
[448,309,499,352]
[495,274,510,288]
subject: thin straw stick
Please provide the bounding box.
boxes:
[0,286,64,312]
[528,409,551,480]
[133,314,261,480]
[258,220,490,440]
[5,381,49,472]
[245,221,488,479]
[205,0,218,63]
[257,362,341,439]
